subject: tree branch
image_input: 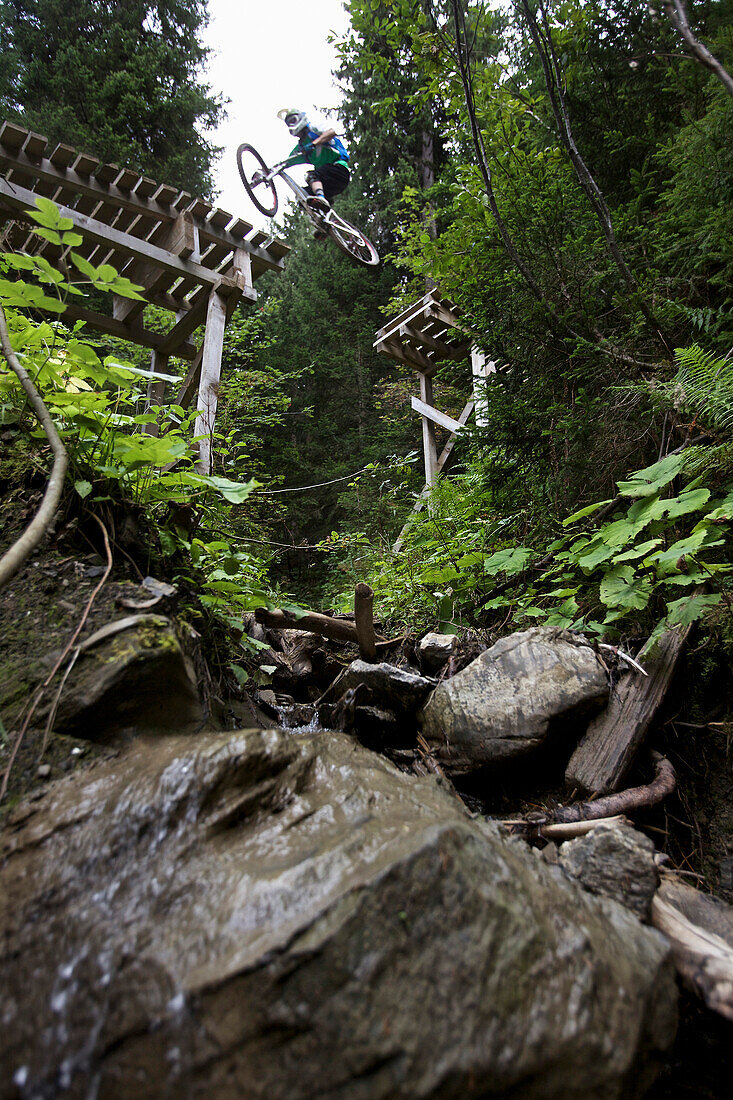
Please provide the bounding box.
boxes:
[662,0,733,100]
[519,0,672,357]
[0,305,68,588]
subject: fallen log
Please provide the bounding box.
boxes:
[566,622,694,794]
[354,582,377,662]
[255,606,386,646]
[652,875,733,1021]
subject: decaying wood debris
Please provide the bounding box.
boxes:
[566,622,694,794]
[652,874,733,1021]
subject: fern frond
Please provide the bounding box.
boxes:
[668,345,733,437]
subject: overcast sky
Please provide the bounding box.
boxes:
[203,0,350,226]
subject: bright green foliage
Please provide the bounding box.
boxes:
[0,200,287,637]
[0,0,223,196]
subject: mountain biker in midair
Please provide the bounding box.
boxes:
[277,108,350,226]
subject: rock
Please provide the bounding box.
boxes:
[420,627,608,773]
[559,823,659,921]
[51,614,203,741]
[277,702,317,729]
[353,704,402,744]
[417,631,457,673]
[36,764,51,779]
[340,658,433,714]
[0,729,676,1099]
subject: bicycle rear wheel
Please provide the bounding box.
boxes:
[326,213,380,267]
[237,143,278,218]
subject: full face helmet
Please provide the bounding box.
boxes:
[278,108,310,137]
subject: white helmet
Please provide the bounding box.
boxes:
[278,108,309,136]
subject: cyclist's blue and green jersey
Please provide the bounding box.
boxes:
[289,126,350,170]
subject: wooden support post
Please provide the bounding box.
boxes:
[194,287,227,474]
[354,582,377,662]
[471,347,495,428]
[144,350,169,438]
[255,606,385,646]
[419,372,439,490]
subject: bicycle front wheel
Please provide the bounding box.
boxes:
[237,143,278,218]
[326,213,380,267]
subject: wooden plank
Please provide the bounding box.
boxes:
[380,336,437,376]
[419,374,438,488]
[144,350,169,437]
[59,303,198,359]
[94,162,119,185]
[207,207,232,229]
[114,167,140,191]
[0,145,179,224]
[565,624,694,795]
[400,322,468,361]
[153,183,178,206]
[393,400,474,552]
[174,348,204,410]
[113,212,201,324]
[23,131,48,159]
[411,395,464,435]
[0,121,28,149]
[194,288,227,473]
[134,177,157,200]
[72,152,100,176]
[0,176,242,291]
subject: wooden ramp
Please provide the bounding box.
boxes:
[0,120,289,471]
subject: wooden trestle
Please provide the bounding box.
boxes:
[374,290,495,550]
[0,120,289,472]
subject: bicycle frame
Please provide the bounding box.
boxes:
[257,158,364,244]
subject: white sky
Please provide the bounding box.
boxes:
[203,0,350,227]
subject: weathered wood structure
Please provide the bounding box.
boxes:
[374,290,495,550]
[0,120,289,472]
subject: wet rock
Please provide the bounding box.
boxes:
[418,631,457,673]
[420,627,608,774]
[0,729,676,1099]
[353,704,402,744]
[559,823,659,921]
[50,614,203,741]
[277,702,317,729]
[340,658,433,714]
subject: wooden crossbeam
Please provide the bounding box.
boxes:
[399,322,468,361]
[379,336,437,376]
[60,303,198,359]
[393,399,474,553]
[411,395,465,435]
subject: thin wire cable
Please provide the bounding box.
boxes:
[255,458,414,495]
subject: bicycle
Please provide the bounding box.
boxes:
[236,143,379,268]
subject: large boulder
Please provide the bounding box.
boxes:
[50,613,203,740]
[339,658,433,713]
[420,627,608,773]
[0,727,676,1099]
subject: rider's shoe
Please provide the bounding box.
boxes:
[307,194,330,212]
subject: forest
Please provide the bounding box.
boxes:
[1,1,733,1097]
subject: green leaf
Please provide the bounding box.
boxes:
[665,593,721,628]
[662,488,711,520]
[483,545,533,575]
[562,498,613,526]
[617,452,687,498]
[74,480,92,499]
[612,538,662,563]
[599,566,653,609]
[229,664,249,687]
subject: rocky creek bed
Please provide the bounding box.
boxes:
[1,556,732,1098]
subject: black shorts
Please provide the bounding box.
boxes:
[309,163,350,202]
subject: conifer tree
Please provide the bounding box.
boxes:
[0,0,223,196]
